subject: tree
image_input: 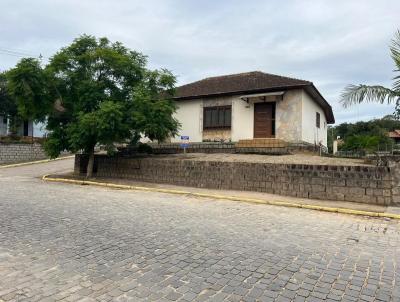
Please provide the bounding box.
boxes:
[340,135,392,152]
[327,116,400,153]
[340,30,400,113]
[0,73,15,116]
[0,72,21,137]
[7,35,179,177]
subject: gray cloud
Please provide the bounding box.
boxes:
[1,0,399,123]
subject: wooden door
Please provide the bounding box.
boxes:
[253,102,275,138]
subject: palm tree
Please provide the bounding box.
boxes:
[340,30,400,108]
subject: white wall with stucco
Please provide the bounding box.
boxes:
[171,99,203,142]
[275,90,302,142]
[33,122,47,137]
[171,89,329,145]
[301,90,327,147]
[0,118,47,138]
[231,98,253,141]
[172,96,255,143]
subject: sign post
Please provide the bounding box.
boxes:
[180,136,189,154]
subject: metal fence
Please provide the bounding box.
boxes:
[334,150,366,158]
[333,143,400,159]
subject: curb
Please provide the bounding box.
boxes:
[0,155,75,169]
[42,175,400,220]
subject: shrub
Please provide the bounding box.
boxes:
[340,134,393,152]
[137,143,153,154]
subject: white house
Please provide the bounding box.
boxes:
[0,116,46,137]
[171,71,334,147]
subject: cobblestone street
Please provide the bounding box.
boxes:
[0,159,399,301]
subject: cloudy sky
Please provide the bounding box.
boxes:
[1,0,399,124]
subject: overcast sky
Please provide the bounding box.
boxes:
[1,0,399,124]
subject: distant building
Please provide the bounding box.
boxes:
[388,130,400,144]
[0,115,46,138]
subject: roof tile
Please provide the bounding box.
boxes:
[173,71,335,124]
[175,71,311,99]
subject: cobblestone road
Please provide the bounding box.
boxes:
[0,159,399,301]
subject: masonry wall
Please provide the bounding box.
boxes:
[171,99,203,142]
[0,143,47,164]
[75,154,399,206]
[276,89,303,143]
[171,90,311,144]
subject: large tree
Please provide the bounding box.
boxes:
[0,72,16,116]
[340,30,400,112]
[7,35,179,177]
[0,72,21,137]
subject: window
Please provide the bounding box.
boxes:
[203,106,231,129]
[316,112,320,128]
[2,117,7,124]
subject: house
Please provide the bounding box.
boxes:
[388,130,400,144]
[0,115,46,138]
[171,71,334,147]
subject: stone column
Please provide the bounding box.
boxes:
[390,161,400,206]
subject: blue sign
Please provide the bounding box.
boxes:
[180,135,189,150]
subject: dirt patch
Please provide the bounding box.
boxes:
[151,153,371,166]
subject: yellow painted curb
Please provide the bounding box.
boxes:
[42,175,400,220]
[0,156,74,169]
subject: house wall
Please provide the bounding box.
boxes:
[231,97,254,141]
[301,90,328,147]
[13,121,33,137]
[203,97,233,141]
[275,89,303,142]
[0,115,7,136]
[171,89,328,144]
[0,118,46,138]
[172,96,255,142]
[171,99,203,142]
[172,96,238,142]
[33,122,47,137]
[202,129,231,141]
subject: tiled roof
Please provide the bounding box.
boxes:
[175,71,310,99]
[388,130,400,138]
[174,71,335,124]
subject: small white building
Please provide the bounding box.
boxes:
[0,116,46,138]
[171,71,334,147]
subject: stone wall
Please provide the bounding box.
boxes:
[120,141,323,156]
[75,154,399,206]
[276,89,303,143]
[118,142,236,155]
[202,129,231,141]
[0,143,47,164]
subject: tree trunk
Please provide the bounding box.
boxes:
[86,147,95,179]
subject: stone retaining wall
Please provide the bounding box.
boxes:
[75,154,400,206]
[0,143,47,164]
[118,143,232,156]
[121,142,290,155]
[149,142,319,155]
[149,142,236,154]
